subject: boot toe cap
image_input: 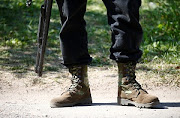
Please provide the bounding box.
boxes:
[140,94,160,104]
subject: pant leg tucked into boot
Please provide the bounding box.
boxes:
[117,62,160,108]
[50,65,92,108]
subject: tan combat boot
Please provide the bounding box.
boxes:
[50,65,92,108]
[117,62,160,108]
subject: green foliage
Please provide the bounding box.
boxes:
[0,0,41,48]
[140,0,180,63]
[0,0,179,73]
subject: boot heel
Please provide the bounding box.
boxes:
[78,97,92,105]
[117,98,129,105]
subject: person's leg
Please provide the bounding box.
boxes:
[102,0,159,108]
[102,0,143,62]
[50,0,92,108]
[56,0,92,66]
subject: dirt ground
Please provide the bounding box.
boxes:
[0,66,180,118]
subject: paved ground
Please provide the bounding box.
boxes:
[0,90,180,118]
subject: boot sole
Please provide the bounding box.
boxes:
[50,97,92,108]
[117,98,160,108]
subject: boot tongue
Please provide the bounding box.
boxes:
[121,76,142,89]
[128,78,142,90]
[124,62,142,90]
[69,66,82,76]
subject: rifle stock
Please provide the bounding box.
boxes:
[35,0,53,77]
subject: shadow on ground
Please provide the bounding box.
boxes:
[61,102,180,109]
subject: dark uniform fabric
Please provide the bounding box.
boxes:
[56,0,143,66]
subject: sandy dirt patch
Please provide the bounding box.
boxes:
[0,66,180,118]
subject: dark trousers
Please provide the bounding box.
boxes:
[56,0,143,66]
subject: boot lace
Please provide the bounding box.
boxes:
[127,77,142,90]
[67,66,83,93]
[125,62,142,90]
[68,76,82,92]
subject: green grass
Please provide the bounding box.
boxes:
[0,0,179,73]
[140,0,180,63]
